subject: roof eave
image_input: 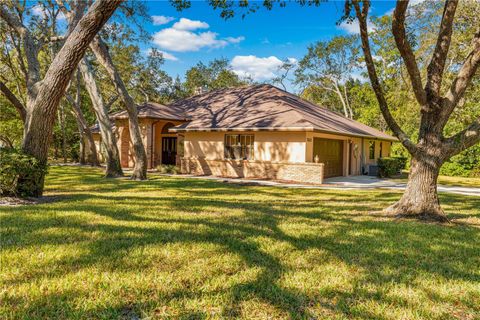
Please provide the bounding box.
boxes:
[169,127,316,133]
[169,126,398,141]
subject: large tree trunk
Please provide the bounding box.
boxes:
[2,0,122,196]
[68,69,99,166]
[58,103,68,163]
[68,98,99,166]
[90,37,148,180]
[351,0,480,221]
[79,59,122,177]
[385,156,447,222]
[78,122,86,164]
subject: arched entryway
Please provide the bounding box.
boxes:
[153,122,177,166]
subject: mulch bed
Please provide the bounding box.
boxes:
[0,196,59,206]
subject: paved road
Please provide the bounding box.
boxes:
[170,174,480,197]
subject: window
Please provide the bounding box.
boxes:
[369,141,375,160]
[225,134,254,160]
[379,142,383,158]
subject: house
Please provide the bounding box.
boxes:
[91,84,396,184]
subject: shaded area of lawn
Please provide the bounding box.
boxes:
[1,166,479,319]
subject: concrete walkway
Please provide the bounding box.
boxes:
[323,175,480,197]
[166,174,480,197]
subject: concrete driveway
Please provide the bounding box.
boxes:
[166,174,479,197]
[323,175,480,197]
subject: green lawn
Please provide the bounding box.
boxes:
[1,166,479,319]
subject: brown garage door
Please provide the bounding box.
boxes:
[313,138,343,178]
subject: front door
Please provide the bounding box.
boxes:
[313,138,343,178]
[161,137,177,165]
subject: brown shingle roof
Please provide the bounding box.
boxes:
[169,84,397,141]
[109,102,187,121]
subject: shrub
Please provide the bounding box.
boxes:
[439,144,480,177]
[377,157,407,178]
[156,164,180,174]
[0,148,48,197]
[439,162,470,177]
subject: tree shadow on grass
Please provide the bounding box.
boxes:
[1,167,479,318]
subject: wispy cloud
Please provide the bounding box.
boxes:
[337,18,375,35]
[159,51,178,61]
[151,15,175,26]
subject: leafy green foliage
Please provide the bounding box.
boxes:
[440,145,480,177]
[377,157,408,178]
[184,58,248,96]
[0,148,48,197]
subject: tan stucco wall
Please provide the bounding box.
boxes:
[115,118,184,169]
[93,122,394,177]
[184,131,307,163]
[363,139,392,165]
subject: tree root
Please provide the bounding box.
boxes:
[384,201,450,223]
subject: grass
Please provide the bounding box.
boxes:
[392,172,480,187]
[1,166,479,320]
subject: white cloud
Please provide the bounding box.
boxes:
[159,50,178,61]
[151,15,175,26]
[287,57,298,64]
[337,18,375,35]
[224,36,245,44]
[144,48,179,62]
[172,18,209,31]
[231,55,296,81]
[152,18,244,52]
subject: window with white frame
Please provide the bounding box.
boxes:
[224,134,254,160]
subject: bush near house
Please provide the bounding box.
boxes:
[156,164,180,174]
[377,157,407,178]
[0,148,48,197]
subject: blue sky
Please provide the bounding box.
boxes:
[143,1,396,91]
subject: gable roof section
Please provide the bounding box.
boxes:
[109,102,187,121]
[169,84,396,141]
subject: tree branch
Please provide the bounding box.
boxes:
[441,30,480,126]
[443,117,480,158]
[392,0,427,106]
[0,3,42,97]
[105,94,119,110]
[425,0,459,98]
[0,79,26,122]
[353,0,417,154]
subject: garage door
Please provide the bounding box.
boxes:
[313,138,343,178]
